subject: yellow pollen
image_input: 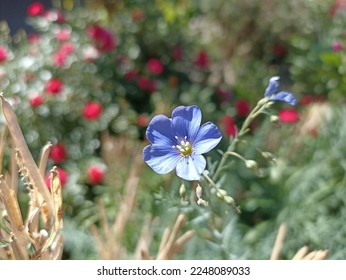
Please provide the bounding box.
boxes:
[173,136,192,157]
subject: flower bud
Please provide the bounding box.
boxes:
[179,183,186,197]
[196,184,203,200]
[265,101,275,108]
[216,188,227,199]
[245,160,258,170]
[270,115,279,123]
[224,195,235,206]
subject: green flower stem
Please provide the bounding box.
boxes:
[212,97,269,183]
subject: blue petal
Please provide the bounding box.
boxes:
[193,122,222,155]
[143,144,181,174]
[264,76,280,97]
[270,91,297,106]
[146,115,176,146]
[171,105,202,141]
[175,155,206,181]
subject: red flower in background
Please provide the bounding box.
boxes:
[235,99,250,117]
[136,114,149,127]
[137,76,157,92]
[27,2,44,17]
[215,88,232,104]
[221,115,237,137]
[50,143,68,163]
[29,95,44,107]
[195,51,209,69]
[299,95,326,106]
[279,109,300,124]
[0,46,8,63]
[83,101,103,120]
[86,25,116,52]
[87,166,105,185]
[272,43,287,59]
[45,78,63,95]
[45,168,68,188]
[124,69,137,81]
[147,58,163,75]
[28,34,41,44]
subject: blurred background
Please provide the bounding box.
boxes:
[0,0,345,259]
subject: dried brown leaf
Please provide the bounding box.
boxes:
[0,95,54,221]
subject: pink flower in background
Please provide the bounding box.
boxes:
[147,58,163,75]
[194,51,209,69]
[50,143,68,163]
[221,115,237,137]
[82,46,100,62]
[29,95,44,107]
[0,46,8,63]
[27,2,44,17]
[44,9,65,23]
[83,101,103,120]
[86,25,116,52]
[332,41,343,52]
[56,28,71,41]
[45,168,68,188]
[53,51,67,67]
[87,166,105,185]
[235,99,250,117]
[59,42,75,55]
[279,109,300,123]
[45,78,63,95]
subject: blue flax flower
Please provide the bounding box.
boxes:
[143,105,222,181]
[264,76,297,105]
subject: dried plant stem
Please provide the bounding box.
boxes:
[0,177,28,259]
[90,153,143,259]
[156,214,194,260]
[0,95,54,221]
[270,223,328,260]
[270,223,287,260]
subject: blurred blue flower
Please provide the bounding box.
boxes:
[143,105,222,181]
[264,76,297,105]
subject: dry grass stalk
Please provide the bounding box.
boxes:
[0,94,63,260]
[155,214,194,260]
[270,223,328,260]
[134,214,194,260]
[89,151,143,259]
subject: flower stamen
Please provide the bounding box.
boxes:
[173,136,192,157]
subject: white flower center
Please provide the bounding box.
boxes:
[172,136,192,157]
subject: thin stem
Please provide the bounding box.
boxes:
[212,97,269,182]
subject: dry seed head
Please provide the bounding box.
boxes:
[15,149,33,188]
